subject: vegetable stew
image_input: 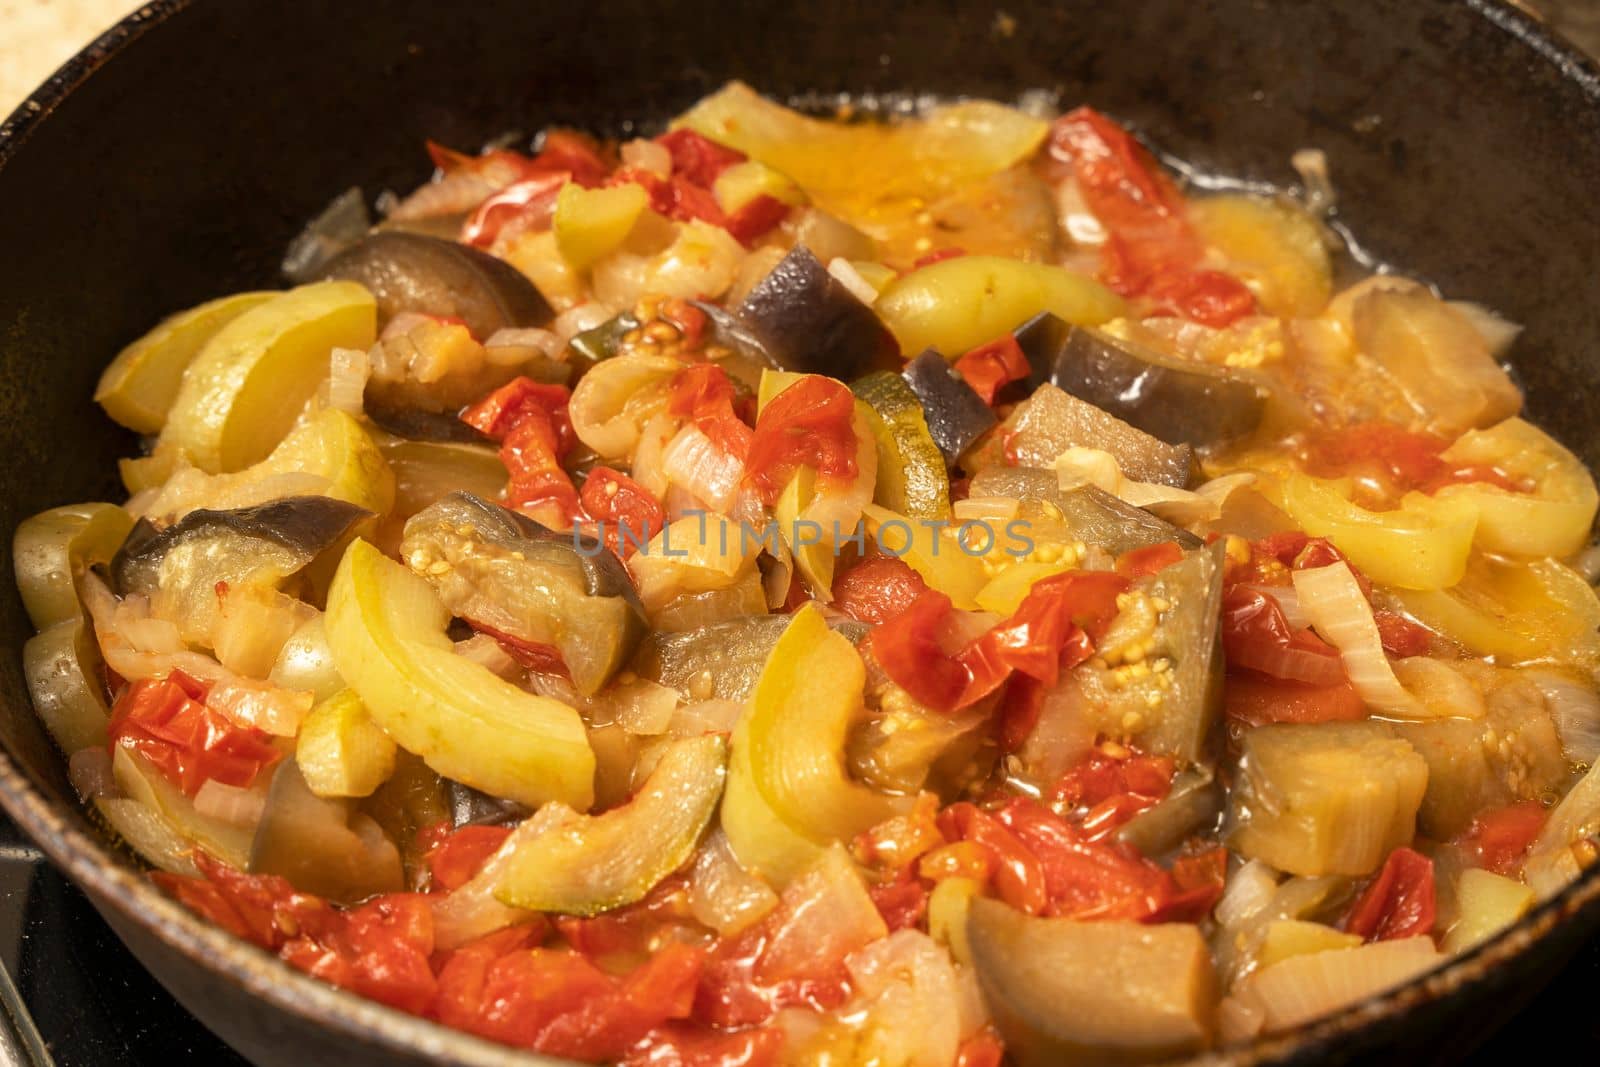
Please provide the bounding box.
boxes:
[21,82,1600,1066]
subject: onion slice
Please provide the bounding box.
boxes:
[1292,563,1423,717]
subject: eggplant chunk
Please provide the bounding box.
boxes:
[901,349,996,465]
[966,897,1215,1066]
[634,614,869,703]
[735,246,898,379]
[1393,676,1568,838]
[1036,319,1266,447]
[250,758,404,903]
[319,232,552,338]
[1026,541,1224,766]
[970,382,1194,487]
[400,492,645,695]
[1229,722,1428,877]
[968,467,1202,556]
[113,497,371,644]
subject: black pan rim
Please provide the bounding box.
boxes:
[1,1,1598,1064]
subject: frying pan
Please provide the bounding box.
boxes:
[1,0,1598,1064]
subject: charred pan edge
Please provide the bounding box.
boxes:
[0,1,1598,1066]
[0,2,188,165]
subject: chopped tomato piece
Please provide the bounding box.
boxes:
[535,129,611,188]
[1375,610,1434,658]
[1221,585,1348,686]
[1050,107,1255,327]
[1223,670,1366,726]
[955,1030,1006,1067]
[938,802,1050,916]
[1151,847,1228,923]
[282,892,439,1014]
[995,674,1048,752]
[107,675,281,797]
[868,867,931,932]
[423,822,514,893]
[668,363,754,460]
[610,168,727,227]
[992,797,1181,922]
[582,466,667,557]
[463,377,580,523]
[537,943,705,1062]
[655,129,747,186]
[864,589,970,710]
[156,855,437,1014]
[1343,847,1436,942]
[660,298,709,351]
[1145,269,1257,329]
[1305,421,1530,497]
[954,335,1030,405]
[470,620,570,676]
[1453,801,1549,876]
[460,172,570,248]
[868,572,1128,712]
[744,376,858,504]
[1115,540,1186,579]
[1051,748,1175,841]
[462,376,575,451]
[853,792,944,873]
[695,914,853,1030]
[831,554,928,626]
[723,195,792,246]
[623,1023,784,1067]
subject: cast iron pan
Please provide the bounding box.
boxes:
[1,1,1598,1064]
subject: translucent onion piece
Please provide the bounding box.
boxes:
[662,424,745,513]
[1524,669,1600,766]
[327,346,370,415]
[826,257,880,306]
[193,778,269,827]
[551,301,617,344]
[1244,937,1442,1033]
[757,845,888,983]
[628,513,759,614]
[842,929,969,1067]
[612,678,682,736]
[567,353,682,460]
[1216,859,1282,929]
[1389,658,1485,720]
[1293,563,1424,717]
[431,803,574,949]
[620,138,672,179]
[1238,583,1310,630]
[1526,760,1600,899]
[687,829,780,936]
[207,680,314,738]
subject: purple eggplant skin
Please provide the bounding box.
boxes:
[249,759,405,904]
[364,400,494,445]
[734,246,899,379]
[1012,310,1074,392]
[901,349,998,466]
[433,492,644,614]
[319,232,552,339]
[111,496,373,599]
[1048,322,1267,447]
